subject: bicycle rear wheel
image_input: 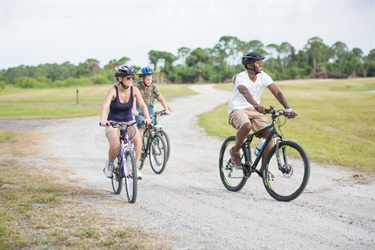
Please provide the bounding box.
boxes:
[111,156,123,194]
[263,141,310,202]
[149,134,167,174]
[139,134,148,170]
[124,149,137,203]
[219,136,248,192]
[157,129,170,161]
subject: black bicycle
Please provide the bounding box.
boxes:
[139,110,169,174]
[219,106,310,202]
[108,121,139,203]
[152,110,171,162]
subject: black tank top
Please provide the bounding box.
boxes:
[107,85,133,122]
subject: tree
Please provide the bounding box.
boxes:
[148,50,165,69]
[214,36,241,67]
[177,47,191,66]
[304,36,332,75]
[104,57,130,70]
[363,49,375,77]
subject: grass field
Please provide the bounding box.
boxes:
[0,83,196,118]
[198,78,375,171]
[1,78,374,170]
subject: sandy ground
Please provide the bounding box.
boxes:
[2,84,374,249]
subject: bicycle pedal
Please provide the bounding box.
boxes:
[228,162,243,170]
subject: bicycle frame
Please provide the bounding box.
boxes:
[119,129,132,177]
[241,112,284,176]
[141,111,164,158]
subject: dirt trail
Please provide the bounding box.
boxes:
[3,84,374,249]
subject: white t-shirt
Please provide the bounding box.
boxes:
[228,71,273,113]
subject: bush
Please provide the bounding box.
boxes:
[14,77,50,88]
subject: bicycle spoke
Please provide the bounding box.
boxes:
[124,150,137,203]
[111,156,123,194]
[219,136,248,191]
[263,141,310,201]
[150,135,167,174]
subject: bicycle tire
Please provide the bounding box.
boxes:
[111,156,123,194]
[263,140,310,202]
[138,135,148,170]
[124,148,137,203]
[149,134,167,174]
[157,129,171,161]
[219,136,248,192]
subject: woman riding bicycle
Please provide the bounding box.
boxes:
[228,52,297,177]
[99,65,152,180]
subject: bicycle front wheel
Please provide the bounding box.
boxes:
[263,141,310,202]
[124,148,137,203]
[219,136,248,192]
[149,134,167,174]
[158,130,170,161]
[111,156,123,194]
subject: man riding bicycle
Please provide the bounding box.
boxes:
[228,52,297,177]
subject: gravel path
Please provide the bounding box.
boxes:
[2,84,374,249]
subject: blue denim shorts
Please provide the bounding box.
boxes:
[135,105,154,128]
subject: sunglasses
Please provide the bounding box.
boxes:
[125,76,135,80]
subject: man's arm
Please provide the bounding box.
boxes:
[267,83,290,109]
[238,85,263,112]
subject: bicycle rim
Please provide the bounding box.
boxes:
[149,134,167,174]
[263,141,310,202]
[139,142,147,170]
[158,130,170,161]
[219,136,248,192]
[111,156,123,194]
[124,149,137,203]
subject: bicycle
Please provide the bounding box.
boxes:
[138,110,169,174]
[219,106,310,202]
[107,121,140,203]
[154,110,171,162]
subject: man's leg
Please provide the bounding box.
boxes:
[230,122,252,166]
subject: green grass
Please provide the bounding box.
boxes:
[0,83,196,118]
[200,78,375,171]
[0,131,171,249]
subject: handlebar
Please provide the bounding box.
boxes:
[137,109,167,117]
[99,120,141,129]
[264,106,297,119]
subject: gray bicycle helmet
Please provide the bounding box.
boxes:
[114,65,136,77]
[241,52,265,66]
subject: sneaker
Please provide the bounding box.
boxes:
[137,169,143,180]
[103,162,114,178]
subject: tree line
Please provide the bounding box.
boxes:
[1,36,374,89]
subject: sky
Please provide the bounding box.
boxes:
[1,0,374,70]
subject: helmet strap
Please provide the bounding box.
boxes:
[247,62,260,74]
[117,77,129,89]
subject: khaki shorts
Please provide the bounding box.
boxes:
[228,107,269,132]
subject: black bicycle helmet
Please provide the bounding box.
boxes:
[114,65,136,77]
[241,52,265,66]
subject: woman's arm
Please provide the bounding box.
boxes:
[99,87,115,126]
